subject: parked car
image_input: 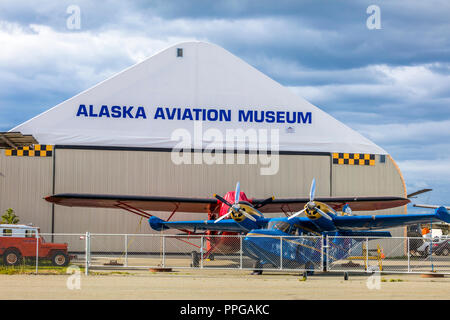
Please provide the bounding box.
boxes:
[434,239,450,256]
[0,224,70,266]
[417,236,450,257]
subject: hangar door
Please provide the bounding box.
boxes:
[52,148,331,250]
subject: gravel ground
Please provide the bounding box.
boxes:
[0,269,448,300]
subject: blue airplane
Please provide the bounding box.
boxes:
[46,180,450,274]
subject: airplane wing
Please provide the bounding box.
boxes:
[253,196,410,213]
[45,193,219,213]
[46,193,409,214]
[333,207,450,230]
[413,204,450,210]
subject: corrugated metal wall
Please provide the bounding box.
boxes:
[332,155,406,238]
[52,148,332,251]
[0,153,53,231]
[332,155,404,198]
[53,149,331,233]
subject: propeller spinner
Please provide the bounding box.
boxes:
[214,182,260,223]
[288,178,333,221]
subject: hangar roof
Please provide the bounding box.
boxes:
[10,41,386,154]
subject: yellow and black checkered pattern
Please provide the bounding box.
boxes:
[5,145,53,157]
[332,153,375,166]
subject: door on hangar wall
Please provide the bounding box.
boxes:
[52,148,332,233]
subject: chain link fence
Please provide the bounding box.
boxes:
[325,236,450,274]
[0,232,449,275]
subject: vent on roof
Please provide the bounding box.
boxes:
[177,48,183,57]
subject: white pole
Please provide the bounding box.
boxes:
[366,237,369,272]
[407,237,410,273]
[124,234,128,267]
[35,230,39,274]
[162,235,165,268]
[239,235,243,269]
[280,237,283,270]
[321,236,324,272]
[85,231,90,276]
[200,236,204,269]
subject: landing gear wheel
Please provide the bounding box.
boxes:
[3,248,22,266]
[304,262,315,276]
[251,261,263,275]
[344,272,349,280]
[51,251,70,267]
[191,251,200,268]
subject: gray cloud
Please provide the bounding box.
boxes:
[0,0,449,70]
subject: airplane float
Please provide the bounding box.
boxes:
[45,180,450,275]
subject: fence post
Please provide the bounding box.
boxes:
[200,235,204,269]
[325,235,329,272]
[321,235,324,272]
[162,235,166,268]
[429,237,434,272]
[35,231,39,274]
[124,234,128,267]
[407,237,410,273]
[85,231,90,276]
[239,235,243,269]
[366,237,369,272]
[280,236,283,270]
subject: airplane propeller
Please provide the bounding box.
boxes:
[288,178,333,221]
[214,182,258,223]
[254,196,275,209]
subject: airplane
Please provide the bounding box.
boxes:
[407,189,432,199]
[44,180,450,275]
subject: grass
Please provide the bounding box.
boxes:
[381,278,404,282]
[90,271,132,276]
[0,265,140,276]
[0,265,81,275]
[0,259,85,275]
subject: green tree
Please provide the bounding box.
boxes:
[1,208,19,224]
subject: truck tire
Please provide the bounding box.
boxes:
[51,251,70,267]
[3,248,23,266]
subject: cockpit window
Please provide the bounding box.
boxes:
[272,222,291,233]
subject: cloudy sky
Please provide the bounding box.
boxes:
[1,0,449,208]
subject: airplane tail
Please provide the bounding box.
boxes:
[436,206,450,223]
